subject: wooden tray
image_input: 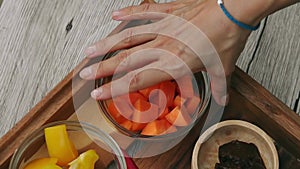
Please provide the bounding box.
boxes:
[1,3,300,169]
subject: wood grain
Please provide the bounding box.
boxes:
[0,1,155,167]
[0,0,142,137]
[1,33,300,168]
[0,0,259,139]
[134,68,300,169]
[0,0,299,142]
[242,4,300,114]
[236,19,267,70]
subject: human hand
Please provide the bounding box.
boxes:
[79,0,258,106]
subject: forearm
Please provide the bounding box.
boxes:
[223,0,299,27]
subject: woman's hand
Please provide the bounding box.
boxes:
[79,0,264,105]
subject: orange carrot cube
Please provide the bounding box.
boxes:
[165,106,192,126]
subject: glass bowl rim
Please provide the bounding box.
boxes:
[9,120,127,169]
[96,52,212,139]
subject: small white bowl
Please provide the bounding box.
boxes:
[192,120,278,169]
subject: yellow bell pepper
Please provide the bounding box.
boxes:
[44,124,78,166]
[68,150,99,169]
[24,158,62,169]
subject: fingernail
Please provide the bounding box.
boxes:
[85,46,96,56]
[112,10,126,20]
[221,94,229,105]
[112,11,121,17]
[79,67,92,79]
[91,88,103,99]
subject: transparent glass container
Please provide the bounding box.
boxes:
[9,121,127,169]
[95,52,211,158]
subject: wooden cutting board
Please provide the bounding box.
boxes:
[1,0,300,168]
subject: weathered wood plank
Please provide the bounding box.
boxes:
[236,19,267,71]
[0,0,176,138]
[245,4,300,114]
[1,0,298,140]
[0,0,261,138]
[0,0,299,167]
[0,0,142,137]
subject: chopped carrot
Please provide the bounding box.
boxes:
[107,102,127,124]
[141,119,171,136]
[139,84,160,98]
[165,106,192,126]
[159,81,176,108]
[131,122,147,132]
[117,92,147,105]
[128,92,147,104]
[149,89,167,111]
[120,120,132,131]
[112,96,133,119]
[164,125,177,134]
[162,121,177,134]
[134,99,151,111]
[132,99,159,123]
[158,108,169,119]
[172,95,186,108]
[106,78,201,136]
[140,121,158,136]
[185,96,201,115]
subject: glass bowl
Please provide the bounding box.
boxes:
[9,121,127,169]
[96,52,211,138]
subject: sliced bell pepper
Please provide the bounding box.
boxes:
[24,158,62,169]
[44,124,78,166]
[68,150,99,169]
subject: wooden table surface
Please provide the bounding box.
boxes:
[0,0,299,138]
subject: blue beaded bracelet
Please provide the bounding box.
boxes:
[217,0,260,31]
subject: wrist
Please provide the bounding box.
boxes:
[222,0,274,27]
[223,0,299,27]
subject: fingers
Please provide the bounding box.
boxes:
[91,68,172,100]
[112,3,176,21]
[85,25,157,58]
[89,47,194,100]
[80,42,157,80]
[85,2,181,58]
[210,67,233,106]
